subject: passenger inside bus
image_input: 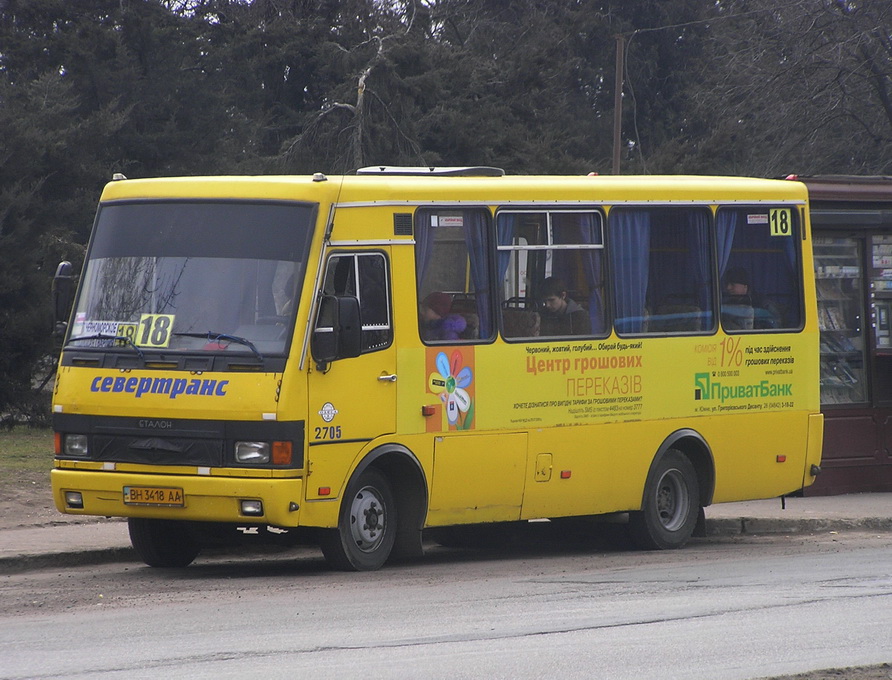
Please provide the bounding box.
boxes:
[419,292,467,341]
[539,277,591,336]
[721,267,779,330]
[721,267,755,329]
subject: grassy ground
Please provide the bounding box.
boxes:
[0,427,53,490]
[0,427,57,527]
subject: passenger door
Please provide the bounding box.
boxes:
[306,251,396,490]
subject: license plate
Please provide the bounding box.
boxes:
[123,486,185,507]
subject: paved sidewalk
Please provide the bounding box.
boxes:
[0,519,133,573]
[704,491,892,536]
[1,493,889,574]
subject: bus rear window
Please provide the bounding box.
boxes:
[717,207,803,332]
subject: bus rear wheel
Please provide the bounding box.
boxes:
[629,450,700,550]
[128,517,201,567]
[320,468,396,571]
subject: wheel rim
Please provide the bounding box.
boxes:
[654,468,690,532]
[348,484,387,553]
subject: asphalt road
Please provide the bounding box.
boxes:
[1,530,890,680]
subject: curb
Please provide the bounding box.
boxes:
[0,547,137,575]
[706,517,892,537]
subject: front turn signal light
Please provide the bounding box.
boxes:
[272,441,292,465]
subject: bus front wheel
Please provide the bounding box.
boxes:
[629,450,700,550]
[128,517,201,567]
[320,468,397,571]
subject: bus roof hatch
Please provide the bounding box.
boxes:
[356,166,505,177]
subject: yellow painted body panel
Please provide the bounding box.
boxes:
[52,173,821,536]
[53,366,284,420]
[427,432,527,524]
[806,412,824,483]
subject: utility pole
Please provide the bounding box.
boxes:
[612,34,625,175]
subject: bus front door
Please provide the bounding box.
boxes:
[305,343,398,500]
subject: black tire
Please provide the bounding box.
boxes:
[128,517,201,568]
[320,468,396,571]
[629,449,700,550]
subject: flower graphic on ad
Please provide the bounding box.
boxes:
[428,350,474,429]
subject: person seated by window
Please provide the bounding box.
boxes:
[419,292,467,341]
[539,277,591,336]
[723,268,751,299]
[722,267,779,330]
[722,267,757,330]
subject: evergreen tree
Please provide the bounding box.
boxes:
[0,68,120,423]
[4,0,892,421]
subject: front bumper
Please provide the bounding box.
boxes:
[51,468,304,527]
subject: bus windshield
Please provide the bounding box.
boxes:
[68,200,316,356]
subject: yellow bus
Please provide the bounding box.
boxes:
[50,168,823,570]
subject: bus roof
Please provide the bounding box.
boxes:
[99,173,808,205]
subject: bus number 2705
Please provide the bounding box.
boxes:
[314,426,342,440]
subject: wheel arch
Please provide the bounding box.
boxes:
[647,429,715,508]
[351,443,429,561]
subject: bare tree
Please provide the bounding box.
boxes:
[281,0,426,171]
[666,0,892,176]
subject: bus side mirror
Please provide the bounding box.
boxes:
[311,295,362,368]
[52,260,76,337]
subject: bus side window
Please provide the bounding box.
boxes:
[415,208,493,343]
[609,207,715,335]
[496,209,606,340]
[717,207,802,332]
[320,252,392,353]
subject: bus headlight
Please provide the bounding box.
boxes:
[63,434,89,457]
[235,441,270,464]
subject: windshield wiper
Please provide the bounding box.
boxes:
[172,332,264,361]
[67,334,145,360]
